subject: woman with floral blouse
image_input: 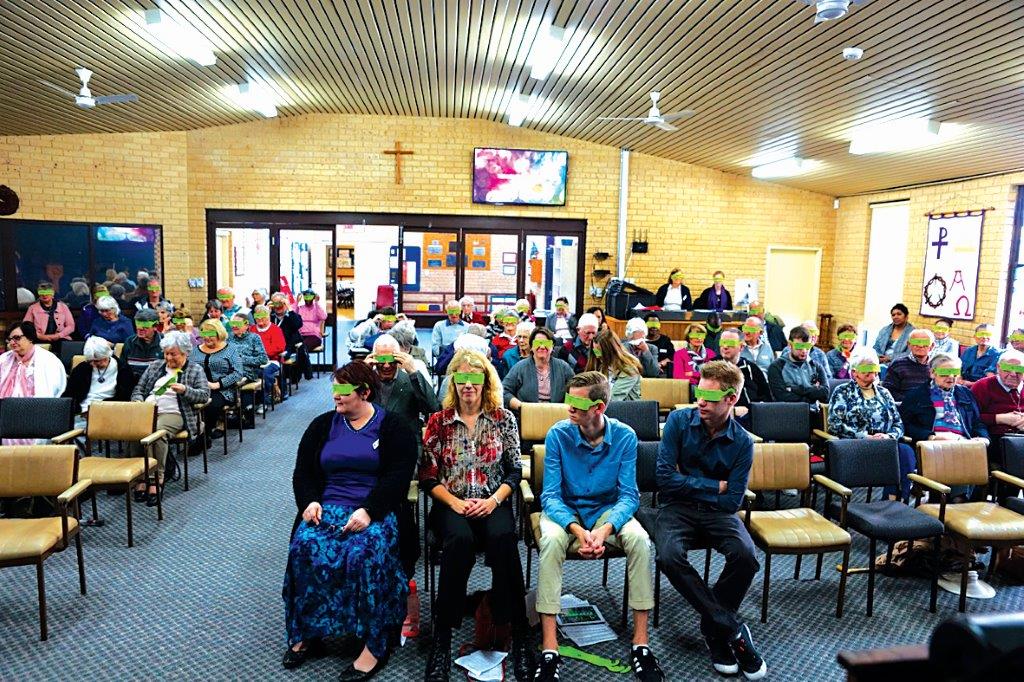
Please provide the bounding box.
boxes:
[419,348,533,682]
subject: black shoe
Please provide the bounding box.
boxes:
[705,636,739,676]
[132,489,147,503]
[281,639,324,669]
[338,653,390,681]
[209,428,224,440]
[424,633,452,681]
[729,625,767,680]
[630,646,664,681]
[534,651,561,681]
[510,627,536,681]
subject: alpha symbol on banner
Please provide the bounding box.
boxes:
[931,227,949,259]
[951,270,966,291]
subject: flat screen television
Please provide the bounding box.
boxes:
[472,147,568,206]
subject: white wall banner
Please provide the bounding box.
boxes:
[919,212,985,320]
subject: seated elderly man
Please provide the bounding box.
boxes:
[349,306,400,350]
[555,312,600,374]
[122,308,164,378]
[767,326,829,405]
[369,334,439,423]
[64,336,137,429]
[970,348,1024,465]
[623,317,662,377]
[545,296,577,342]
[388,320,431,379]
[739,316,774,374]
[459,295,486,325]
[882,328,934,401]
[431,299,469,359]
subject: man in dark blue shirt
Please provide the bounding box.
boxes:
[656,360,767,680]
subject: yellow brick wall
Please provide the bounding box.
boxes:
[832,174,1022,346]
[4,114,836,314]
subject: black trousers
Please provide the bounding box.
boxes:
[203,391,227,432]
[431,504,526,630]
[398,503,420,580]
[654,502,759,641]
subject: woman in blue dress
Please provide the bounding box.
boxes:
[283,361,417,680]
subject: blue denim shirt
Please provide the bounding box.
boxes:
[541,416,639,532]
[961,345,1000,382]
[657,408,754,513]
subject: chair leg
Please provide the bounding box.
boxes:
[602,556,609,587]
[703,548,711,583]
[886,542,894,571]
[959,559,969,612]
[621,566,629,629]
[815,553,824,580]
[202,435,209,473]
[867,539,877,617]
[155,472,164,522]
[653,566,661,628]
[36,559,48,641]
[837,547,850,618]
[125,486,134,548]
[985,546,997,581]
[222,427,228,458]
[183,443,190,491]
[794,554,802,580]
[75,533,87,595]
[866,487,873,503]
[90,494,99,523]
[760,553,772,623]
[929,534,940,613]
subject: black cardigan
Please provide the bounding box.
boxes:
[62,355,137,413]
[655,282,693,309]
[291,407,417,532]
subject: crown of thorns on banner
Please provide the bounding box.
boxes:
[923,274,948,308]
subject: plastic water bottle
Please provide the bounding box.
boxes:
[402,579,420,640]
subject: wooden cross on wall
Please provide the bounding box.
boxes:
[383,140,414,184]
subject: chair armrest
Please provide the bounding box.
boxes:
[52,428,85,445]
[813,474,852,498]
[749,433,763,443]
[744,489,756,503]
[57,479,92,507]
[140,429,169,447]
[992,470,1024,490]
[407,480,419,504]
[812,428,836,441]
[907,473,951,495]
[900,436,912,443]
[519,479,535,506]
[673,403,688,411]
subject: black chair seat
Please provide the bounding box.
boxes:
[1003,496,1024,515]
[635,506,657,535]
[843,501,944,541]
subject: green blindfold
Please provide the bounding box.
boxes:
[375,354,395,364]
[933,324,950,334]
[907,338,932,347]
[645,320,661,329]
[135,321,156,329]
[694,387,736,402]
[531,339,554,350]
[791,341,813,351]
[253,312,270,320]
[172,317,186,324]
[93,291,107,300]
[749,307,763,315]
[446,307,460,315]
[689,332,706,340]
[382,315,397,322]
[976,331,993,339]
[741,324,761,334]
[229,320,247,329]
[718,338,742,348]
[934,367,961,377]
[452,371,485,385]
[837,332,857,341]
[217,293,232,301]
[564,394,604,410]
[592,347,603,358]
[302,295,314,301]
[1010,333,1024,342]
[855,363,881,374]
[502,316,519,324]
[713,276,725,283]
[199,329,218,338]
[147,284,162,292]
[37,288,54,296]
[332,383,362,396]
[999,361,1024,374]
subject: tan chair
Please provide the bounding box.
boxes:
[113,343,124,358]
[639,377,691,416]
[52,401,167,547]
[168,399,209,492]
[518,402,569,487]
[0,445,91,640]
[37,343,51,352]
[910,440,1024,612]
[71,354,86,371]
[743,442,852,622]
[239,378,266,422]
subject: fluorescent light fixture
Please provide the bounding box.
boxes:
[228,82,278,118]
[506,93,531,127]
[143,9,216,66]
[751,157,817,179]
[849,118,943,155]
[527,22,565,80]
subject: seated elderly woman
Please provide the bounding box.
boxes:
[130,330,210,505]
[155,301,176,334]
[284,361,416,678]
[251,304,287,401]
[387,320,430,379]
[826,348,914,501]
[899,353,989,501]
[502,327,575,409]
[489,308,520,367]
[79,284,109,336]
[826,323,858,379]
[228,312,270,418]
[189,319,244,442]
[0,322,68,415]
[622,317,661,377]
[960,323,1000,387]
[501,320,535,375]
[170,307,199,345]
[64,336,137,429]
[87,295,134,345]
[682,323,717,385]
[587,329,642,401]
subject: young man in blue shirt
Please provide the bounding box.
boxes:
[534,371,664,682]
[656,360,767,680]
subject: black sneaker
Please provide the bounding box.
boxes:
[630,646,665,681]
[510,627,536,681]
[534,651,561,681]
[424,633,452,682]
[729,625,767,680]
[706,636,739,675]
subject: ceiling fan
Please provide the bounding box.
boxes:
[40,68,139,109]
[797,0,870,24]
[596,92,695,132]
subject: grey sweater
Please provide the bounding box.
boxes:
[502,357,575,407]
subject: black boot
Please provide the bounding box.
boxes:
[510,622,536,681]
[424,628,452,682]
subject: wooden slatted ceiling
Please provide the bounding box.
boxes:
[1,0,1022,196]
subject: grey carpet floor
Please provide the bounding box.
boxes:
[2,376,1022,681]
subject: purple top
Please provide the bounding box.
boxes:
[320,405,385,508]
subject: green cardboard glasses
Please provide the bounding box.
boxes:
[689,331,706,340]
[791,341,813,351]
[332,383,362,396]
[36,288,54,297]
[837,332,857,341]
[565,394,604,410]
[694,386,736,402]
[854,363,881,374]
[452,371,485,385]
[135,321,156,329]
[741,324,761,334]
[999,361,1024,375]
[375,354,396,364]
[718,338,742,348]
[645,320,661,329]
[934,367,961,377]
[199,329,219,338]
[228,320,247,329]
[907,338,932,347]
[531,339,554,350]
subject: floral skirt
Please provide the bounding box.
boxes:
[283,505,408,658]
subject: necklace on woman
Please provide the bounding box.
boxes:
[96,363,110,384]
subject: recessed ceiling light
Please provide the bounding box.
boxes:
[506,93,531,127]
[143,9,216,67]
[226,82,278,118]
[848,118,946,155]
[751,157,819,178]
[527,21,565,81]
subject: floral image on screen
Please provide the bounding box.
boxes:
[473,147,568,206]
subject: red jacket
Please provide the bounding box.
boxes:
[970,375,1023,437]
[252,324,286,362]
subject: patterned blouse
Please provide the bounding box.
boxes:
[420,406,522,499]
[827,380,904,440]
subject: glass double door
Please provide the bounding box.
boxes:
[213,226,336,370]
